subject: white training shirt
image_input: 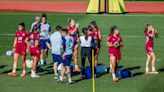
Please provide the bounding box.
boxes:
[50,31,63,55]
[80,36,92,47]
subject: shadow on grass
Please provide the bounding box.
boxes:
[158,68,164,72]
[0,65,8,69]
[124,66,144,77]
[0,69,20,74]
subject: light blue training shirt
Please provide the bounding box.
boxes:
[50,31,63,55]
[39,22,51,40]
[63,35,74,55]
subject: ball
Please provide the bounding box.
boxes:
[6,50,13,57]
[26,59,33,68]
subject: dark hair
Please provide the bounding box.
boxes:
[19,22,25,27]
[42,13,47,19]
[19,22,25,30]
[90,21,98,29]
[82,27,88,40]
[110,26,118,35]
[32,24,39,32]
[56,25,62,31]
[82,28,88,35]
[61,29,68,34]
[87,25,93,32]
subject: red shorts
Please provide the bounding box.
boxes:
[109,51,121,60]
[145,45,154,54]
[15,43,27,56]
[30,47,41,58]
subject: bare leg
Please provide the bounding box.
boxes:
[110,55,119,82]
[66,66,72,83]
[149,52,159,74]
[145,54,151,74]
[53,62,58,76]
[20,55,26,76]
[74,45,80,72]
[31,56,39,78]
[95,48,100,66]
[40,49,45,65]
[12,53,19,73]
[8,53,19,76]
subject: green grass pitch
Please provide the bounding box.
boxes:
[0,12,164,92]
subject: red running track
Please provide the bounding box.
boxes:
[0,1,164,14]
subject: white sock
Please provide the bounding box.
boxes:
[60,76,63,81]
[31,70,36,75]
[75,65,78,69]
[12,69,16,73]
[40,59,44,65]
[68,78,72,83]
[110,63,112,72]
[152,67,156,71]
[112,73,116,79]
[146,67,149,72]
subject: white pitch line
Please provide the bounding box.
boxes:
[0,34,14,36]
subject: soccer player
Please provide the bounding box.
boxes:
[61,29,74,84]
[107,26,123,83]
[79,28,92,78]
[88,21,102,66]
[30,15,40,32]
[46,25,64,80]
[144,24,159,74]
[28,25,40,78]
[39,13,51,65]
[67,19,81,72]
[8,23,29,77]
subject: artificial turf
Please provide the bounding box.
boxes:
[0,12,164,92]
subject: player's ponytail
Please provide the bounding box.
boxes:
[82,27,88,40]
[32,24,39,33]
[90,21,98,29]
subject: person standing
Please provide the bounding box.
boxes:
[88,21,102,66]
[79,28,93,78]
[107,26,123,83]
[30,15,40,32]
[39,14,51,65]
[28,25,41,78]
[67,19,81,72]
[46,26,64,80]
[61,29,74,84]
[8,23,29,77]
[144,24,159,74]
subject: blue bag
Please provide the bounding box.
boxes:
[116,69,133,79]
[84,67,92,79]
[95,64,107,75]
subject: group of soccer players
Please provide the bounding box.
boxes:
[7,13,159,83]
